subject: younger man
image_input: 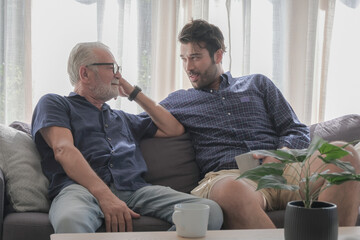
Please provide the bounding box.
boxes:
[159,19,360,228]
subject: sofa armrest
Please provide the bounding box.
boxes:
[310,114,360,143]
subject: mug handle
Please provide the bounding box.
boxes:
[172,210,181,226]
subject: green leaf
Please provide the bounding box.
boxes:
[317,157,355,173]
[318,142,351,161]
[256,175,299,191]
[237,163,285,181]
[306,136,327,159]
[235,136,360,209]
[319,172,360,185]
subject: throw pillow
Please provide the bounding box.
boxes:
[0,124,50,212]
[9,121,31,135]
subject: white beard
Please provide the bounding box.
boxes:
[90,76,119,102]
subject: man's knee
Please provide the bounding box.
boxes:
[53,213,92,233]
[51,206,103,233]
[330,141,360,170]
[200,198,223,230]
[210,178,254,205]
[49,184,103,233]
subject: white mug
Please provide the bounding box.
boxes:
[235,152,261,174]
[172,203,210,238]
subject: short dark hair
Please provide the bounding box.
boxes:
[178,19,226,57]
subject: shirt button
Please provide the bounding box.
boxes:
[109,164,113,168]
[107,137,111,141]
[110,150,115,154]
[105,124,109,128]
[227,112,231,115]
[222,97,225,100]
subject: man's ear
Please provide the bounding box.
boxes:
[214,49,224,64]
[79,66,89,82]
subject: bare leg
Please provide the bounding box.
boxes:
[209,177,275,229]
[308,142,360,226]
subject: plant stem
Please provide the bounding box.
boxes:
[304,155,313,208]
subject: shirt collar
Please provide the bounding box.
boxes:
[68,92,110,111]
[219,73,230,89]
[199,72,230,93]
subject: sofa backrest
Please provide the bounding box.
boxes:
[3,113,359,212]
[140,133,200,193]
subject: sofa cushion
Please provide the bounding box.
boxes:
[310,114,360,143]
[0,124,50,212]
[141,133,200,193]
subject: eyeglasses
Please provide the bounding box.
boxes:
[86,62,121,75]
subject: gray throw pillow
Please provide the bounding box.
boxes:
[141,133,200,193]
[0,124,50,212]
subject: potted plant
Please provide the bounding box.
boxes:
[237,136,360,240]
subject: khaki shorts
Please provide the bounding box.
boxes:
[191,164,303,211]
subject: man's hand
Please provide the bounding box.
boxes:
[114,76,184,137]
[117,77,133,98]
[98,192,140,232]
[253,147,288,164]
[253,154,281,164]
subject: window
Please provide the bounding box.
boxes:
[1,0,359,125]
[32,0,152,114]
[325,2,360,120]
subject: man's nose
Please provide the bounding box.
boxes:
[185,60,194,71]
[115,71,122,79]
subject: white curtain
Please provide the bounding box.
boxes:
[0,0,359,125]
[0,0,32,124]
[220,0,337,124]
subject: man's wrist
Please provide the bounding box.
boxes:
[128,85,142,101]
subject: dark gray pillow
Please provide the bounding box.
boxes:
[140,133,200,193]
[9,121,31,135]
[310,114,360,143]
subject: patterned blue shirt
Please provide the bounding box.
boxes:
[31,93,157,199]
[159,72,310,177]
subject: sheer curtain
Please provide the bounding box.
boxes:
[0,0,32,125]
[151,0,358,124]
[0,0,359,125]
[220,0,337,124]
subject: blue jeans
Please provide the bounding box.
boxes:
[49,184,223,233]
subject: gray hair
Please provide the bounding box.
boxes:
[67,42,111,86]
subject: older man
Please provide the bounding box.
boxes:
[31,42,223,233]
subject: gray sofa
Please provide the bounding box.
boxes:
[0,114,360,240]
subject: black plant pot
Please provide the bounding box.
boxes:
[284,200,338,240]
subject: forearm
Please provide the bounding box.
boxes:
[55,145,112,199]
[120,80,184,137]
[133,91,184,137]
[54,145,140,232]
[277,124,310,149]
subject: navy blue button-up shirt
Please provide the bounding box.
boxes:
[32,92,157,200]
[159,72,310,177]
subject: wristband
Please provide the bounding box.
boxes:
[128,85,142,101]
